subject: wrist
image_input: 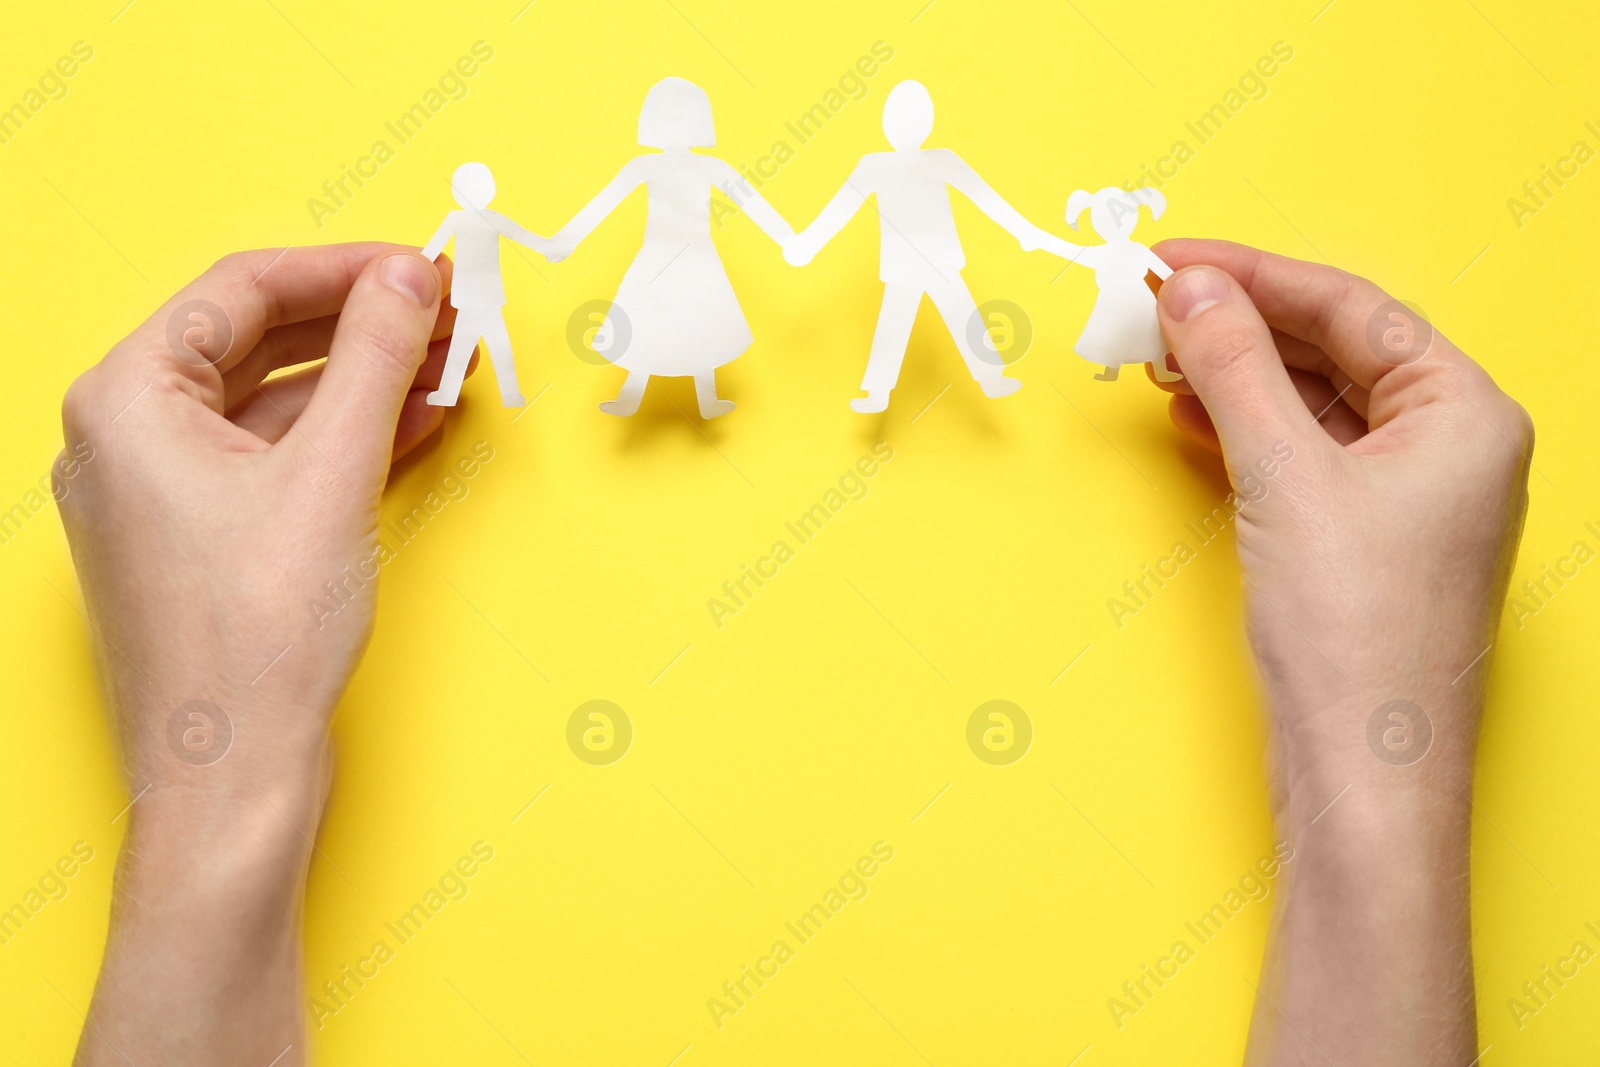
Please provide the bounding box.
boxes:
[1269,691,1476,940]
[1253,787,1476,1064]
[122,780,323,903]
[104,783,320,976]
[81,789,313,1065]
[116,678,334,796]
[1266,675,1483,820]
[1281,771,1472,870]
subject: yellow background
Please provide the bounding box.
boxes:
[2,1,1597,1063]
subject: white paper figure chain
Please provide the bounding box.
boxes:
[420,79,1179,417]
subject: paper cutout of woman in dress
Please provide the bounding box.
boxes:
[549,78,797,418]
[1036,186,1183,382]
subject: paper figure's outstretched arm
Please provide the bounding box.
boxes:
[947,156,1048,251]
[711,161,796,248]
[788,171,869,266]
[551,157,649,257]
[421,213,459,261]
[1143,244,1175,280]
[1035,232,1095,265]
[485,210,555,258]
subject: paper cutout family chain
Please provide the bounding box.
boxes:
[422,77,1181,418]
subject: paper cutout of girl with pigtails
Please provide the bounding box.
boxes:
[1036,186,1183,383]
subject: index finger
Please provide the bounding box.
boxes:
[1152,238,1453,391]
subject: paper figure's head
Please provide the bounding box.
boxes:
[450,162,496,210]
[882,80,934,150]
[639,77,715,149]
[1066,186,1166,239]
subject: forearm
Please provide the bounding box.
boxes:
[76,785,320,1066]
[1249,691,1479,1066]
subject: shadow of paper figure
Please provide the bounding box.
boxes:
[421,162,556,407]
[786,80,1039,414]
[551,77,796,420]
[1036,186,1181,383]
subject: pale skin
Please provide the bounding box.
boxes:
[1149,239,1531,1065]
[58,243,465,1066]
[56,239,1528,1064]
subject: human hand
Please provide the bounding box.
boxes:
[59,243,463,1065]
[1149,238,1530,1064]
[1150,239,1529,796]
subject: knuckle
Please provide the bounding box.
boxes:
[200,250,274,305]
[48,450,74,509]
[1405,352,1476,398]
[1418,358,1536,456]
[1197,325,1266,378]
[203,253,246,288]
[61,368,102,430]
[353,318,422,375]
[207,250,256,280]
[1307,272,1356,347]
[1505,397,1535,453]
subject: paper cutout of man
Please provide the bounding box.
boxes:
[787,80,1040,413]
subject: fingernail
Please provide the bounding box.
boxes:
[1163,267,1229,322]
[380,254,438,307]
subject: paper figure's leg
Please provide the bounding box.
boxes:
[480,311,524,407]
[600,370,648,416]
[930,281,1020,398]
[1150,355,1183,382]
[854,285,921,414]
[1094,364,1120,381]
[693,371,735,419]
[427,312,481,407]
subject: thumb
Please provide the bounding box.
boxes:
[1157,265,1312,464]
[292,251,442,481]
